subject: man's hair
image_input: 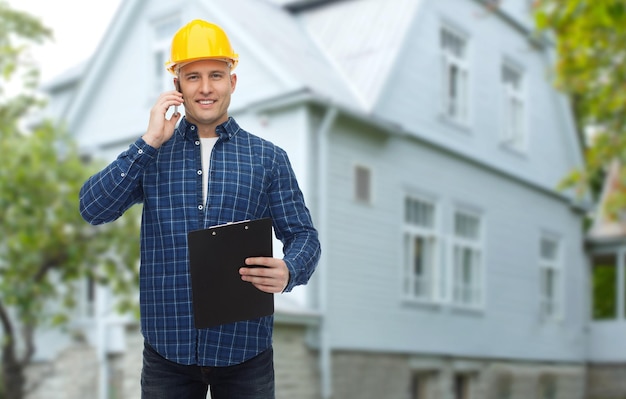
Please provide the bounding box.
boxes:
[175,59,234,77]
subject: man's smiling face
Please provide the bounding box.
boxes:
[176,59,237,137]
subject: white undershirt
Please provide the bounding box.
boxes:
[200,137,219,204]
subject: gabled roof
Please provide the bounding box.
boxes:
[62,0,143,131]
[196,0,360,106]
[295,0,423,111]
[589,160,626,239]
[45,0,423,130]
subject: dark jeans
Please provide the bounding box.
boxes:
[141,342,275,399]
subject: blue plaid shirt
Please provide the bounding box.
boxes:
[79,117,320,366]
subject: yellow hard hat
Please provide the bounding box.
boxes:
[165,19,239,75]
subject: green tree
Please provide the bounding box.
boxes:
[533,1,626,215]
[0,2,140,398]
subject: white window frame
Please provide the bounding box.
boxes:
[440,25,470,126]
[501,62,526,151]
[403,195,441,303]
[450,209,483,308]
[151,15,182,96]
[539,234,563,321]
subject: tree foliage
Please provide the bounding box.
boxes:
[533,1,626,216]
[0,1,141,398]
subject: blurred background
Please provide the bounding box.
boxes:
[1,0,625,398]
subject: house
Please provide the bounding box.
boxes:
[583,160,626,399]
[33,0,616,398]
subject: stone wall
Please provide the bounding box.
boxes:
[24,321,319,399]
[331,351,587,399]
[24,343,99,399]
[273,323,321,399]
[23,325,613,399]
[587,363,626,399]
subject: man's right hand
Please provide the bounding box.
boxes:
[142,90,184,149]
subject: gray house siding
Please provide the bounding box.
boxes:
[375,0,583,195]
[321,114,587,363]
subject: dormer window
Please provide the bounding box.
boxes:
[440,26,469,125]
[151,16,181,94]
[501,63,526,151]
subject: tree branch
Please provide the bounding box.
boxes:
[0,298,18,368]
[0,299,14,341]
[33,253,68,282]
[19,323,36,367]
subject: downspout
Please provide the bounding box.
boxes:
[96,286,109,399]
[315,105,338,399]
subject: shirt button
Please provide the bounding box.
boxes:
[195,141,200,146]
[138,149,144,154]
[120,173,126,177]
[198,205,203,210]
[197,170,202,175]
[191,126,196,130]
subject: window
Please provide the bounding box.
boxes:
[451,210,483,307]
[354,165,372,203]
[403,196,439,302]
[539,235,561,320]
[591,253,617,320]
[411,372,436,399]
[441,26,469,125]
[537,374,558,399]
[454,374,471,399]
[501,63,525,150]
[152,16,181,94]
[492,372,512,399]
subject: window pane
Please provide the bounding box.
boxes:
[455,212,479,239]
[543,268,554,297]
[501,64,525,149]
[441,27,467,123]
[592,254,617,320]
[502,64,520,89]
[452,211,482,305]
[442,28,465,57]
[404,196,438,301]
[410,235,434,299]
[538,375,558,399]
[454,374,470,399]
[495,373,513,399]
[154,17,181,40]
[622,260,626,319]
[406,197,435,228]
[412,372,435,399]
[448,66,457,116]
[454,246,476,303]
[541,238,557,261]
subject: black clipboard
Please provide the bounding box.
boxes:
[187,217,274,328]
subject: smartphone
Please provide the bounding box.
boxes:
[175,81,182,114]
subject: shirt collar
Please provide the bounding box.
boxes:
[177,116,241,141]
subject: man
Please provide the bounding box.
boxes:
[79,19,321,399]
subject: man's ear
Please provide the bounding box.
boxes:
[230,73,237,93]
[174,78,181,93]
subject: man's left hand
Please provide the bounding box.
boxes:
[240,257,289,293]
